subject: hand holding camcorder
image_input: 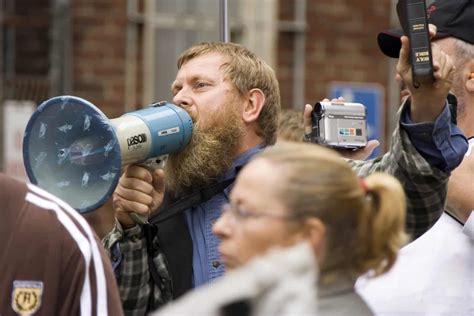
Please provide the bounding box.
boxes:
[308,0,451,150]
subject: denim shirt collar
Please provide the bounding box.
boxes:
[221,143,266,196]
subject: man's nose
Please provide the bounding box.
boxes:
[172,88,192,109]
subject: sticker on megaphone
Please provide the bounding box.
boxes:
[23,96,193,216]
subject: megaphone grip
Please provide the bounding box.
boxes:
[130,213,149,225]
[127,155,168,225]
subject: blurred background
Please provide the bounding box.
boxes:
[0,0,402,236]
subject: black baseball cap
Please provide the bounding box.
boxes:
[378,0,474,58]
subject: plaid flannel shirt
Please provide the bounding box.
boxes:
[103,103,452,316]
[103,219,172,316]
[348,119,448,238]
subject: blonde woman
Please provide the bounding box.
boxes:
[211,142,406,315]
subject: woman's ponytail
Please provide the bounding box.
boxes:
[357,173,407,276]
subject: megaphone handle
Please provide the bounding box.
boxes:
[130,155,169,225]
[140,155,169,170]
[130,212,149,225]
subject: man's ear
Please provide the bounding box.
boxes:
[242,88,265,124]
[466,72,474,93]
[464,60,474,93]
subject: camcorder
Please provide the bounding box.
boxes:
[309,101,368,149]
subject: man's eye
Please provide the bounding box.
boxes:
[194,82,208,89]
[171,87,181,96]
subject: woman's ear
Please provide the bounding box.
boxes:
[303,217,326,258]
[242,88,265,124]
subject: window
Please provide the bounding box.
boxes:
[125,0,278,107]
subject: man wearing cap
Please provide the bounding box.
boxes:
[356,1,474,314]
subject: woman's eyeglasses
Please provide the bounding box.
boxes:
[222,203,308,222]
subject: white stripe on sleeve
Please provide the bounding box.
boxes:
[27,184,108,316]
[26,192,93,316]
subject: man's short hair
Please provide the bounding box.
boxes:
[177,42,281,145]
[278,109,304,142]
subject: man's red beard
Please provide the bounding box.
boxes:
[165,101,245,194]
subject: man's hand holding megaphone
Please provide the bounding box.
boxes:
[114,166,166,228]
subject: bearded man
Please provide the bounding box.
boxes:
[103,42,281,315]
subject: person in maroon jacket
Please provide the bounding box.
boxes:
[0,173,123,316]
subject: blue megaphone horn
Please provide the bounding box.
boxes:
[23,96,193,214]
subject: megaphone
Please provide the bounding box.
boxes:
[23,95,193,214]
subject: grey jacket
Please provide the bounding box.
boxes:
[319,273,373,316]
[151,242,319,316]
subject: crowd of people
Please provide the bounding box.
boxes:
[1,0,472,315]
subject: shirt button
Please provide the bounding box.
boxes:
[212,260,221,268]
[421,132,431,140]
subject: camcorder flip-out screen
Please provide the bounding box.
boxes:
[397,0,434,88]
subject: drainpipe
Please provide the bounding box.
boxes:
[277,0,307,109]
[292,0,307,109]
[125,0,142,112]
[219,0,229,42]
[50,0,72,96]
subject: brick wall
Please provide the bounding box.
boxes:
[6,0,128,112]
[278,0,392,109]
[13,0,50,77]
[70,0,128,236]
[72,0,128,118]
[2,0,50,103]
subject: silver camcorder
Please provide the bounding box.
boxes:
[310,101,368,149]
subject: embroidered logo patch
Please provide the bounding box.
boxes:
[11,281,43,315]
